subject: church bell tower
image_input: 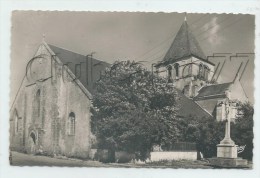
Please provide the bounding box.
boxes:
[155,17,215,98]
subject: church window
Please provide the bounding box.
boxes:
[36,89,41,117]
[167,65,173,82]
[68,112,76,135]
[174,63,179,77]
[204,66,209,81]
[199,64,203,78]
[14,109,19,135]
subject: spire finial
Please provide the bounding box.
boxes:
[184,12,187,21]
[42,34,46,42]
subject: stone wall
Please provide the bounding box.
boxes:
[150,151,197,161]
[10,43,92,159]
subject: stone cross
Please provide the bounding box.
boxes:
[220,99,235,145]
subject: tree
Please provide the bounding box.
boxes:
[231,102,254,160]
[180,102,254,160]
[179,115,225,158]
[91,61,180,161]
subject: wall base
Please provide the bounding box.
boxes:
[209,157,248,168]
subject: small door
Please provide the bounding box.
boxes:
[29,131,37,154]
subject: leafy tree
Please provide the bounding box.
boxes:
[231,102,254,160]
[91,60,180,161]
[180,102,254,160]
[179,115,224,158]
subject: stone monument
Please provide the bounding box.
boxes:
[217,99,237,159]
[209,98,248,168]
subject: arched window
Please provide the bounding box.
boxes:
[174,63,179,77]
[14,109,19,135]
[204,66,209,81]
[36,89,41,117]
[30,132,36,144]
[167,65,173,82]
[199,64,203,78]
[68,112,76,135]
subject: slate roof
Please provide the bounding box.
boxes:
[48,44,110,93]
[157,20,213,67]
[194,82,232,100]
[176,90,213,118]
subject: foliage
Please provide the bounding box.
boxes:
[91,60,179,161]
[231,102,254,160]
[180,102,254,160]
[179,115,225,158]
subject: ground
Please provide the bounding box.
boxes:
[10,151,252,169]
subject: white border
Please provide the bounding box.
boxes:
[0,1,260,178]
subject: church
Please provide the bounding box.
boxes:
[10,42,109,158]
[154,19,248,121]
[10,18,248,160]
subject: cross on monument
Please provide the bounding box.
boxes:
[220,99,235,145]
[216,96,237,159]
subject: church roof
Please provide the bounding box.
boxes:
[48,44,110,93]
[157,20,212,67]
[194,82,233,100]
[176,89,213,118]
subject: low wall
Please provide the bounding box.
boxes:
[150,151,197,161]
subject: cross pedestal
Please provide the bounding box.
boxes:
[217,118,237,158]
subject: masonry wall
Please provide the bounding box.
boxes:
[10,44,92,159]
[150,151,197,161]
[157,56,214,98]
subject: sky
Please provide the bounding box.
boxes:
[10,11,255,104]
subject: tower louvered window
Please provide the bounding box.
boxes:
[174,63,179,77]
[167,65,173,82]
[36,89,41,117]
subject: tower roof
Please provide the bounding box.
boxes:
[159,20,207,66]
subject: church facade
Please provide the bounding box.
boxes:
[10,42,109,158]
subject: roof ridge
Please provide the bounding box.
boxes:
[203,82,233,87]
[47,43,88,57]
[48,43,110,65]
[185,21,192,56]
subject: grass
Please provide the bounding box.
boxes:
[11,151,252,169]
